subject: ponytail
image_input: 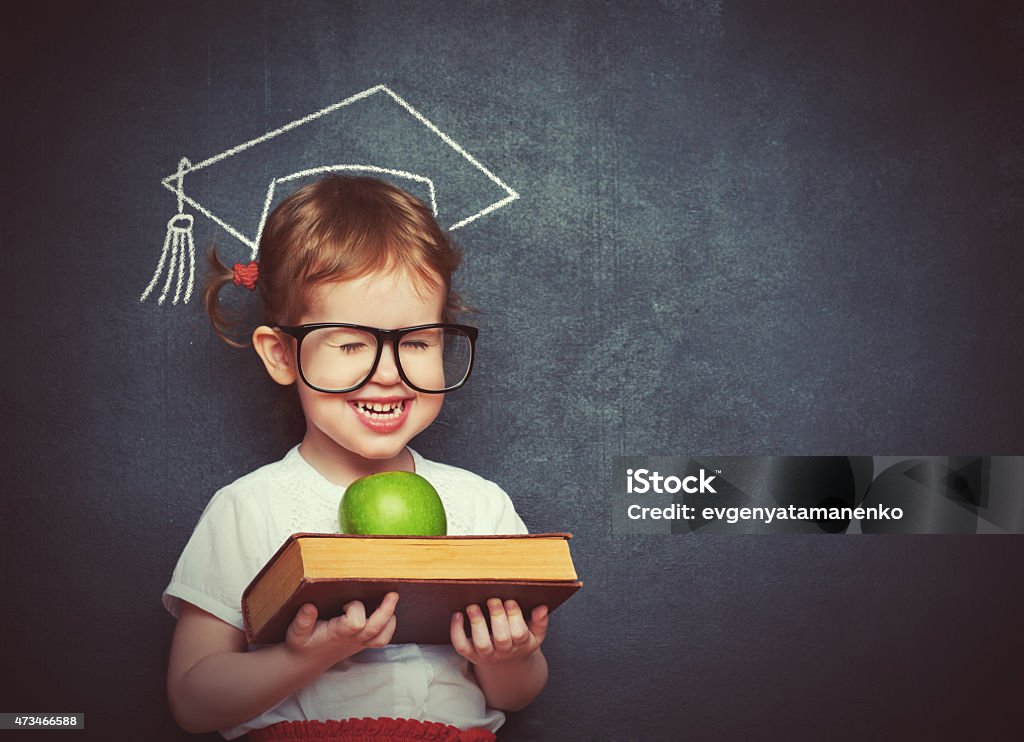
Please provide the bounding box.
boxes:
[202,245,252,348]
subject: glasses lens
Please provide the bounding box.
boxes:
[300,327,378,392]
[397,326,473,392]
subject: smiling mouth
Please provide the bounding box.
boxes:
[352,400,407,419]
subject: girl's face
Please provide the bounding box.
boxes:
[292,271,447,483]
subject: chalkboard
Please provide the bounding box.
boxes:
[3,1,1023,739]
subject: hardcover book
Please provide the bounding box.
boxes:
[241,532,582,645]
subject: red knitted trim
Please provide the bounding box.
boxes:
[247,717,496,742]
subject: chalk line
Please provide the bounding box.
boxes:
[146,85,519,305]
[253,166,438,260]
[159,84,517,235]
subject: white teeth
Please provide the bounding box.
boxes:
[355,400,405,419]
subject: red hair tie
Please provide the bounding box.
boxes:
[232,261,259,290]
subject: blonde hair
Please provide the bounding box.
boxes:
[203,176,469,347]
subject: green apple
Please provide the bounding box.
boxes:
[340,471,447,536]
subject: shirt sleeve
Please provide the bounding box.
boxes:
[483,481,529,535]
[161,487,270,631]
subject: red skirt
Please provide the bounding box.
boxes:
[247,718,497,742]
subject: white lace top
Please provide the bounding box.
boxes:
[162,445,528,740]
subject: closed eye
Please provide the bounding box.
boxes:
[330,343,370,353]
[400,341,432,351]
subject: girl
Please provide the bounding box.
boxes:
[162,176,549,741]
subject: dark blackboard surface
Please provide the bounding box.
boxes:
[2,1,1022,739]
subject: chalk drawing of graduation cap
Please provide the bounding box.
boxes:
[140,84,520,305]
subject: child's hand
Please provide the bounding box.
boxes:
[450,598,548,667]
[285,592,399,664]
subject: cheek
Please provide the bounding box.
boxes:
[296,385,343,420]
[417,394,444,423]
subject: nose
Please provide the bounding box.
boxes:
[370,341,402,386]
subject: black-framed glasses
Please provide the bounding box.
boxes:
[274,323,478,394]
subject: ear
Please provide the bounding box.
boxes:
[252,326,297,386]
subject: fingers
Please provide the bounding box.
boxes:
[450,604,495,659]
[487,598,514,652]
[365,613,398,648]
[285,594,400,660]
[502,600,532,646]
[285,603,319,650]
[451,599,549,664]
[358,592,399,641]
[333,592,399,641]
[527,604,549,645]
[450,610,474,658]
[467,603,495,656]
[339,600,367,633]
[448,603,495,659]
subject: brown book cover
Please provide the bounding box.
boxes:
[241,533,582,645]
